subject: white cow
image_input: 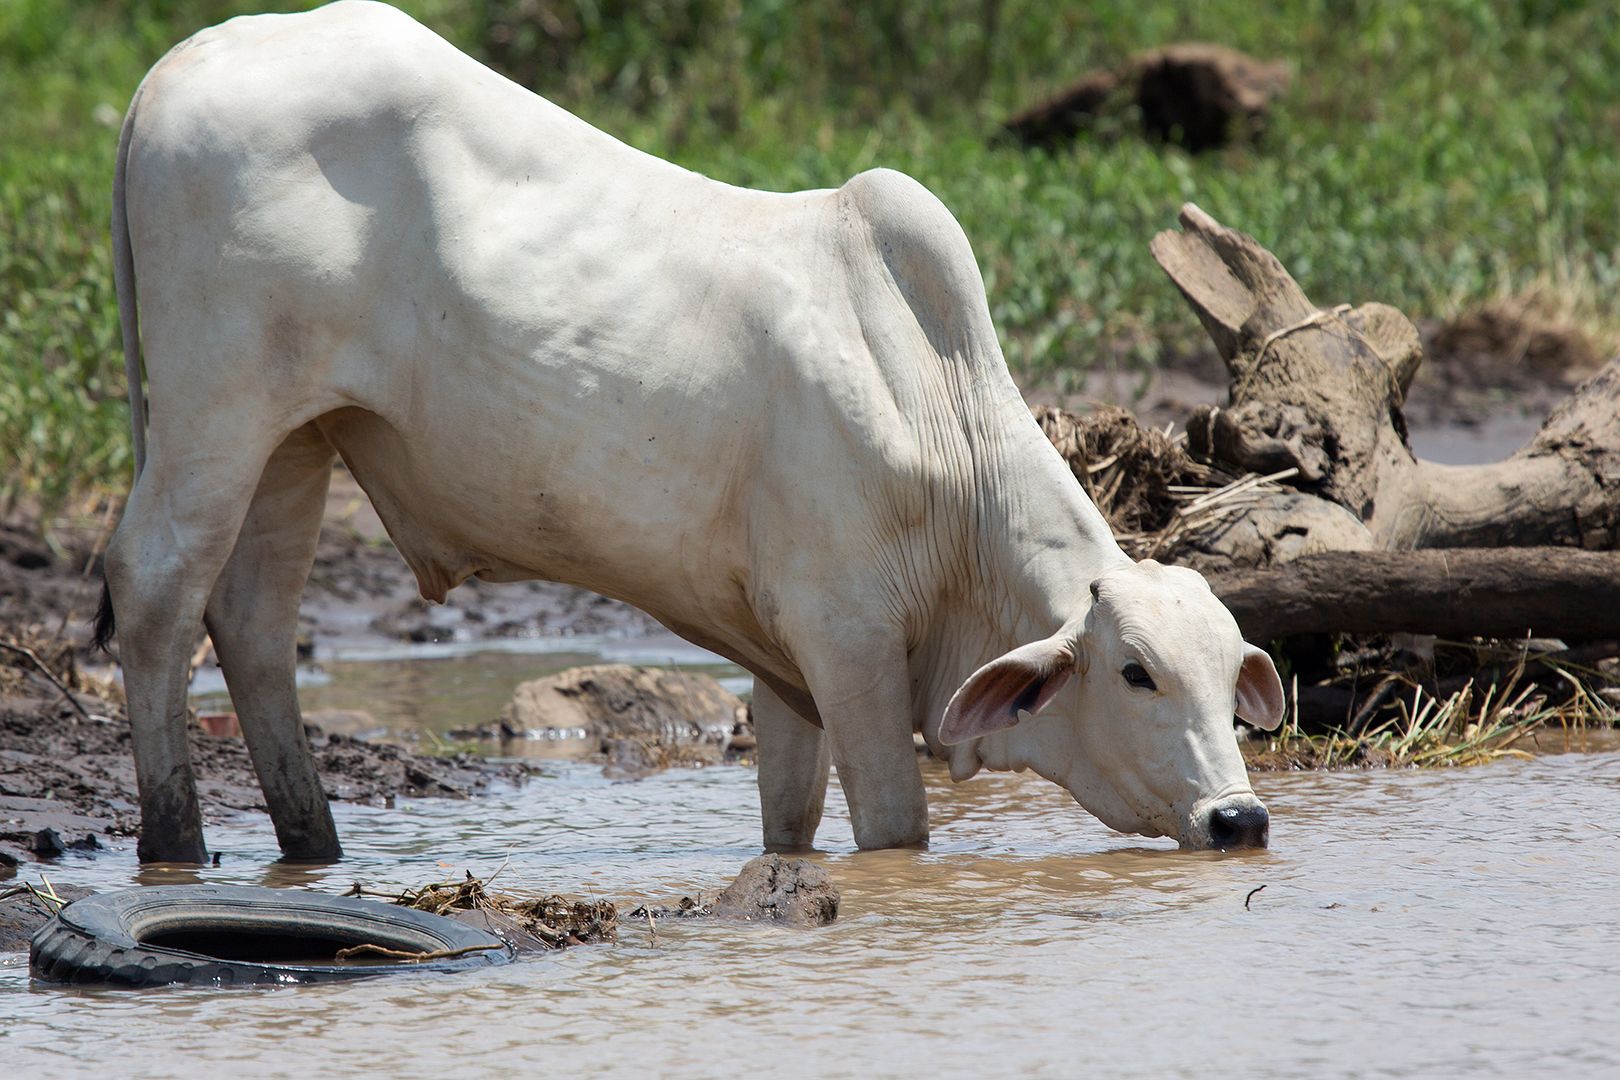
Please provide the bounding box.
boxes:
[102,1,1284,864]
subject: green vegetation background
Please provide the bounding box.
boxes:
[3,0,1617,516]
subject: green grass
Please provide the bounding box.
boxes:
[4,0,1619,517]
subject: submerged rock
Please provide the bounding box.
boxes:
[713,854,839,928]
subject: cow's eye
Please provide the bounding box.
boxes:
[1121,663,1156,691]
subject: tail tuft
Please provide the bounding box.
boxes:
[91,581,116,653]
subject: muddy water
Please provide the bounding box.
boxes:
[6,652,1619,1077]
[188,632,750,749]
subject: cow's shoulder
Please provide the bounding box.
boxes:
[836,169,996,356]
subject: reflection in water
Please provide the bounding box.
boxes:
[10,641,1620,1078]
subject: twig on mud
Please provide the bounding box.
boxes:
[1245,885,1266,911]
[14,874,68,913]
[645,905,658,947]
[334,942,506,962]
[0,642,91,722]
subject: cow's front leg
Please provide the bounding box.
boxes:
[754,677,831,852]
[801,635,928,850]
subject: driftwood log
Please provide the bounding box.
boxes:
[1035,205,1619,644]
[1207,548,1620,643]
[1150,204,1620,556]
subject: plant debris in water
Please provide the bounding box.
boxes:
[346,871,617,952]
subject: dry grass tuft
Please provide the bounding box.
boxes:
[1248,638,1619,771]
[1033,404,1298,560]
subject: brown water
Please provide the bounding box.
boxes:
[5,647,1619,1077]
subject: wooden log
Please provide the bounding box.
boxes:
[1150,203,1620,555]
[1206,548,1620,642]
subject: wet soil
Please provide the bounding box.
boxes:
[0,677,532,869]
[0,883,94,951]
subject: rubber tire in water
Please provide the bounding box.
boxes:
[30,884,513,987]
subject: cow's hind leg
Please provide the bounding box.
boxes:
[105,429,283,864]
[754,678,831,852]
[204,424,339,861]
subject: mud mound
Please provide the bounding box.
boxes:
[1427,301,1602,385]
[1004,43,1290,151]
[1412,300,1606,429]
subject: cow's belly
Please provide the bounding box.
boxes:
[317,375,747,611]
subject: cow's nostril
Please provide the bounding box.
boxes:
[1208,801,1269,849]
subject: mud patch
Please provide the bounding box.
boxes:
[0,882,93,951]
[0,640,533,866]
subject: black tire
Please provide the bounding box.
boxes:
[30,884,513,987]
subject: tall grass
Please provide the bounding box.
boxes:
[4,0,1618,517]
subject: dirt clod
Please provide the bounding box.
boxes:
[713,854,839,927]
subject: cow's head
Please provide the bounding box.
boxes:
[939,560,1284,849]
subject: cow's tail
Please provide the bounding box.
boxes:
[94,83,150,653]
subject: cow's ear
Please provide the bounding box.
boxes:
[939,635,1076,746]
[1235,643,1286,732]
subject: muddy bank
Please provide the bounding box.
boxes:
[0,667,533,869]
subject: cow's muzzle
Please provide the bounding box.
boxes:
[1206,796,1270,849]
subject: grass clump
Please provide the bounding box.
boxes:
[5,1,1619,516]
[1248,638,1620,771]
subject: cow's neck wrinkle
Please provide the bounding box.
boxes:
[964,394,1128,632]
[909,388,1129,753]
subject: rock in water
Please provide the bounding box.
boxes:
[713,855,839,927]
[498,665,750,775]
